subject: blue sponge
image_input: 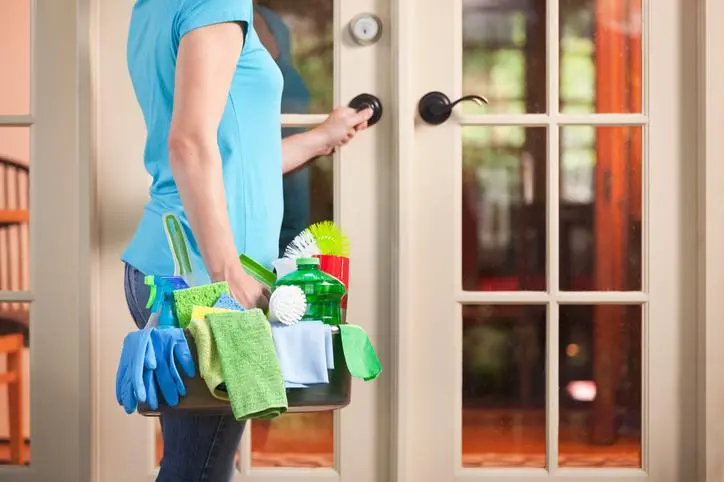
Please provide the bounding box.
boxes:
[214,294,245,312]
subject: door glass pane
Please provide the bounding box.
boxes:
[0,126,31,469]
[559,126,642,291]
[255,0,333,114]
[462,127,547,291]
[559,304,642,467]
[462,304,546,468]
[462,0,547,114]
[251,413,333,468]
[0,302,29,467]
[0,128,30,291]
[0,0,31,115]
[560,0,642,113]
[253,0,335,468]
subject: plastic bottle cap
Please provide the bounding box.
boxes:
[296,257,320,267]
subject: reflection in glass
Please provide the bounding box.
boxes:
[462,305,546,468]
[255,0,333,114]
[0,0,31,115]
[462,127,547,291]
[559,305,641,467]
[0,302,30,466]
[253,1,335,468]
[0,128,30,292]
[559,126,642,291]
[251,413,333,468]
[560,0,642,113]
[0,125,31,467]
[462,0,546,114]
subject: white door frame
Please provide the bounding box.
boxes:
[0,0,91,481]
[696,0,724,480]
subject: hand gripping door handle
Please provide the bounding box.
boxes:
[348,93,383,127]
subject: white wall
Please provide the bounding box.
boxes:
[93,0,156,477]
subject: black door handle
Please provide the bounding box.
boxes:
[348,93,383,127]
[418,91,489,125]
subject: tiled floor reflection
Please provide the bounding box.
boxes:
[251,413,333,468]
[153,408,639,469]
[461,408,639,468]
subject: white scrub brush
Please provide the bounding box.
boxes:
[268,285,307,325]
[283,230,320,260]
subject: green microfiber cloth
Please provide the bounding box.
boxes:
[206,309,288,420]
[339,324,382,381]
[187,306,236,400]
[172,282,229,328]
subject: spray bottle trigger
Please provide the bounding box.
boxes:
[144,275,157,309]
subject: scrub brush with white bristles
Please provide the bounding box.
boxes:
[268,285,307,325]
[283,230,320,260]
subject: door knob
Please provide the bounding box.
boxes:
[418,91,489,125]
[348,93,383,127]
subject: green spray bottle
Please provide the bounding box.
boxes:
[145,275,189,329]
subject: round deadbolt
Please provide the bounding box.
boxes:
[349,13,383,46]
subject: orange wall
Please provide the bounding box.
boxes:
[0,0,31,162]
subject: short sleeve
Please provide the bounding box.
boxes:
[175,0,252,42]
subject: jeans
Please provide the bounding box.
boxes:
[123,263,245,482]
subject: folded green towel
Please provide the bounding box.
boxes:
[339,324,382,381]
[187,306,236,400]
[206,309,288,420]
[173,282,230,328]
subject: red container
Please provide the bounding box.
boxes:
[314,254,350,308]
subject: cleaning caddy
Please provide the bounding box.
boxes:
[115,219,382,417]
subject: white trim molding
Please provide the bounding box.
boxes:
[698,0,724,480]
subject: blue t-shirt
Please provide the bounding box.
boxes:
[122,0,284,282]
[255,5,312,255]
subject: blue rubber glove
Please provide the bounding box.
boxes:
[144,367,159,411]
[150,328,196,406]
[115,328,156,414]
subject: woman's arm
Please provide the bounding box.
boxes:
[168,22,267,308]
[281,107,374,174]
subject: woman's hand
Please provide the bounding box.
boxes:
[281,106,374,174]
[315,106,374,155]
[225,265,270,311]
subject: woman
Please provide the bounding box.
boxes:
[122,0,372,480]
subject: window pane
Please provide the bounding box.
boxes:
[462,305,546,468]
[560,0,642,113]
[255,1,336,467]
[251,413,333,468]
[256,0,333,114]
[0,128,30,291]
[559,304,642,467]
[462,127,547,291]
[0,0,31,115]
[559,126,642,291]
[0,302,30,466]
[463,0,547,113]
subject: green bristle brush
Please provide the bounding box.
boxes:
[308,220,350,257]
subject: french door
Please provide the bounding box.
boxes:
[397,0,697,481]
[0,0,87,481]
[94,0,701,481]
